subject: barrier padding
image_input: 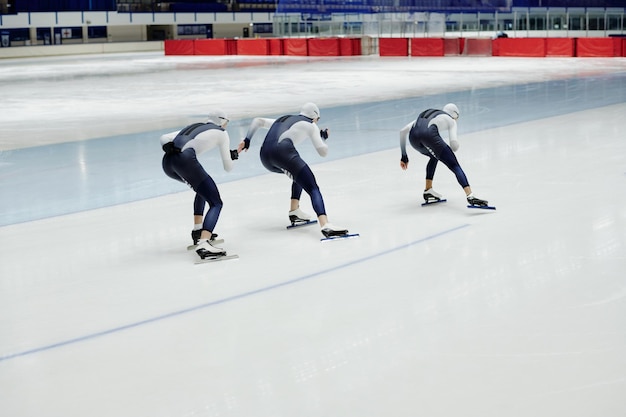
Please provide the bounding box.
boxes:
[546,38,575,57]
[268,38,283,55]
[283,38,308,56]
[194,39,229,55]
[463,38,492,56]
[379,38,409,56]
[339,38,361,56]
[410,38,444,56]
[576,38,621,57]
[493,38,546,57]
[308,38,340,56]
[236,39,269,55]
[444,38,461,55]
[164,40,194,55]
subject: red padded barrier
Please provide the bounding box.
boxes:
[194,39,228,55]
[410,38,444,56]
[339,38,353,55]
[283,38,308,56]
[268,38,283,55]
[546,38,574,57]
[463,38,492,56]
[576,38,620,57]
[339,38,361,55]
[164,40,194,55]
[444,38,461,55]
[493,38,545,57]
[379,38,409,56]
[236,39,269,55]
[308,38,340,56]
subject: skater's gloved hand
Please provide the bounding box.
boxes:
[450,139,460,152]
[230,149,239,160]
[400,154,409,170]
[320,129,329,140]
[238,138,250,153]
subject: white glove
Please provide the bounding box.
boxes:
[450,139,460,152]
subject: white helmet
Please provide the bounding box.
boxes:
[207,109,229,127]
[443,103,460,120]
[300,102,320,120]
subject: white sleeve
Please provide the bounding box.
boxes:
[309,122,328,157]
[399,122,413,158]
[447,118,458,143]
[159,130,179,146]
[218,131,234,172]
[244,117,274,141]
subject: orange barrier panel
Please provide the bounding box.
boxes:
[194,39,228,55]
[410,38,444,56]
[283,38,308,56]
[164,40,194,55]
[493,38,546,57]
[268,38,283,55]
[546,38,575,57]
[237,39,269,55]
[379,38,409,56]
[576,38,620,57]
[444,38,461,55]
[308,38,340,56]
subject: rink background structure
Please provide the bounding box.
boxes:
[0,54,625,417]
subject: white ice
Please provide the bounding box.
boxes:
[0,53,625,417]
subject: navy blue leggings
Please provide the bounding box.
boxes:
[261,139,327,216]
[411,125,469,189]
[162,149,223,232]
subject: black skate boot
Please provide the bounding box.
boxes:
[467,193,488,207]
[191,229,202,246]
[195,239,226,259]
[289,208,312,226]
[321,223,349,238]
[192,229,220,247]
[423,188,443,204]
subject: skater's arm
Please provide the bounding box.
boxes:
[399,122,412,169]
[218,131,235,172]
[307,122,329,157]
[447,118,459,151]
[238,117,274,152]
[159,130,179,146]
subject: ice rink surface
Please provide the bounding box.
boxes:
[1,53,625,417]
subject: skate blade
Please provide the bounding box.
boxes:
[194,254,239,264]
[321,233,360,242]
[467,204,496,210]
[286,219,318,229]
[421,198,447,206]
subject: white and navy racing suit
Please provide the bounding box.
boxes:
[243,114,329,217]
[400,108,469,188]
[161,122,234,233]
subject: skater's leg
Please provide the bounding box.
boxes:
[290,181,304,211]
[191,193,206,243]
[293,165,326,219]
[438,147,470,189]
[194,176,223,238]
[425,157,438,183]
[293,166,346,236]
[437,148,487,205]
